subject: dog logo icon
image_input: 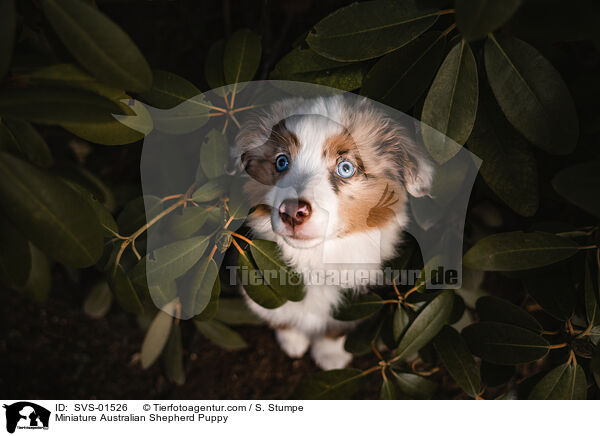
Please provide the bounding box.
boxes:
[3,402,50,434]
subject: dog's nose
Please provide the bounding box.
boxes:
[279,199,312,227]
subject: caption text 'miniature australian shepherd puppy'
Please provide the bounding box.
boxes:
[235,95,433,370]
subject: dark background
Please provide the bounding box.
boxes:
[1,0,599,400]
[0,0,385,400]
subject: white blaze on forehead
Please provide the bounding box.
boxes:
[265,114,344,244]
[284,114,343,174]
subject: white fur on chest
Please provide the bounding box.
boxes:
[242,222,401,336]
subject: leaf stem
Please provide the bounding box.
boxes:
[371,341,384,361]
[441,23,457,37]
[541,330,560,335]
[230,237,246,257]
[575,322,595,339]
[231,232,253,245]
[403,283,422,300]
[230,104,259,114]
[546,342,568,350]
[361,365,381,376]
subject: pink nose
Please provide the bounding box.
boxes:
[279,199,312,227]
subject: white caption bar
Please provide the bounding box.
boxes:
[0,400,588,436]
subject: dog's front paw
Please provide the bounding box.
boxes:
[276,328,311,358]
[310,336,353,370]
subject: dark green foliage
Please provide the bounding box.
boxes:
[528,362,587,400]
[1,0,599,400]
[434,326,481,398]
[463,322,550,365]
[292,369,365,399]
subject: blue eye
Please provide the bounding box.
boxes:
[275,154,289,172]
[336,160,355,178]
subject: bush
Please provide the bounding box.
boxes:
[0,0,599,399]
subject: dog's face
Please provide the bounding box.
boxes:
[236,97,432,250]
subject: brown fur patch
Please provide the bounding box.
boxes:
[337,179,406,235]
[241,120,299,186]
[324,132,406,235]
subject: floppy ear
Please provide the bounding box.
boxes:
[404,151,433,198]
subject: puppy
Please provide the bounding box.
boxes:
[235,95,433,370]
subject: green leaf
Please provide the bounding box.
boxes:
[56,163,116,210]
[462,321,549,365]
[117,195,162,235]
[585,260,599,326]
[0,85,126,125]
[140,300,175,369]
[393,305,411,341]
[421,39,478,164]
[194,319,248,350]
[83,281,113,319]
[250,239,305,302]
[0,119,18,154]
[433,325,481,397]
[227,180,251,220]
[204,40,226,90]
[395,290,454,359]
[0,0,16,79]
[193,274,221,322]
[192,179,225,202]
[181,257,219,318]
[306,0,438,62]
[63,181,117,238]
[26,63,125,100]
[484,35,578,154]
[522,264,575,321]
[270,46,351,76]
[333,291,385,321]
[463,231,581,271]
[166,206,213,240]
[108,264,144,315]
[465,93,538,216]
[145,235,211,285]
[62,98,150,145]
[292,368,365,399]
[0,152,104,267]
[18,243,51,303]
[552,162,600,219]
[144,92,213,135]
[390,370,437,399]
[271,47,369,91]
[380,377,398,400]
[455,0,521,41]
[139,70,200,109]
[361,32,446,111]
[0,118,53,168]
[476,296,542,332]
[148,280,178,311]
[592,347,600,389]
[528,362,587,400]
[163,324,185,386]
[238,250,287,309]
[200,130,229,179]
[214,298,264,325]
[344,313,385,355]
[41,0,152,92]
[223,29,261,85]
[0,214,31,289]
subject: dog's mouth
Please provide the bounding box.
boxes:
[281,233,324,249]
[275,225,325,248]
